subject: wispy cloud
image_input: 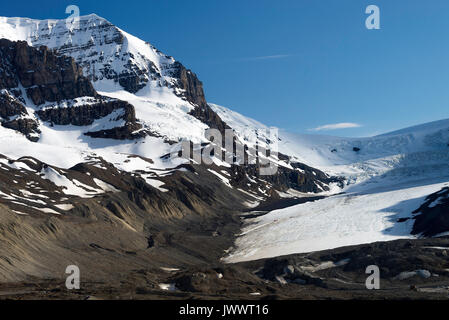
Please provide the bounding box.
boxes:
[238,54,293,62]
[310,122,362,132]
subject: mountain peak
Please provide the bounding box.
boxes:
[0,14,227,144]
[0,14,200,100]
[0,13,109,24]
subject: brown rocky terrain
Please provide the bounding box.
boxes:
[411,187,449,237]
[2,231,449,300]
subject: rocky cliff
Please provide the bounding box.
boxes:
[0,39,96,105]
[0,39,142,140]
[0,15,229,136]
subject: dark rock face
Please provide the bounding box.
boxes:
[411,187,449,237]
[37,99,143,140]
[0,39,96,105]
[0,39,143,141]
[37,100,136,126]
[2,118,40,142]
[229,160,342,195]
[0,91,40,141]
[190,103,230,134]
[117,59,158,94]
[181,74,230,133]
[267,163,338,193]
[0,91,27,118]
[171,62,207,108]
[85,122,144,140]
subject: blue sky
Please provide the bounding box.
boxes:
[2,0,449,136]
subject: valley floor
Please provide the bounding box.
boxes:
[3,236,449,300]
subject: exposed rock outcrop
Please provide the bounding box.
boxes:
[85,122,144,140]
[0,39,96,105]
[0,90,40,141]
[37,99,136,126]
[0,91,27,118]
[189,103,230,134]
[37,99,143,140]
[2,118,40,142]
[167,62,230,134]
[411,187,449,237]
[229,160,342,195]
[0,39,144,141]
[171,62,207,108]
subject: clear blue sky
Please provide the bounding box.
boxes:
[2,0,449,136]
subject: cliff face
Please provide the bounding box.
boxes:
[166,62,229,133]
[171,62,207,108]
[0,80,41,141]
[0,90,27,118]
[0,35,224,141]
[36,100,136,126]
[0,39,96,105]
[411,187,449,237]
[0,15,188,97]
[0,39,141,141]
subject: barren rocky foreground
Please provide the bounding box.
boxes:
[2,190,449,300]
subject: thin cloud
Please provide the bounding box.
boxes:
[310,122,362,132]
[238,54,293,62]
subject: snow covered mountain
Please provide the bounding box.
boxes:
[1,13,449,280]
[0,14,214,146]
[0,14,199,99]
[0,14,338,223]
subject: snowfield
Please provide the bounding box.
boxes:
[214,104,449,262]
